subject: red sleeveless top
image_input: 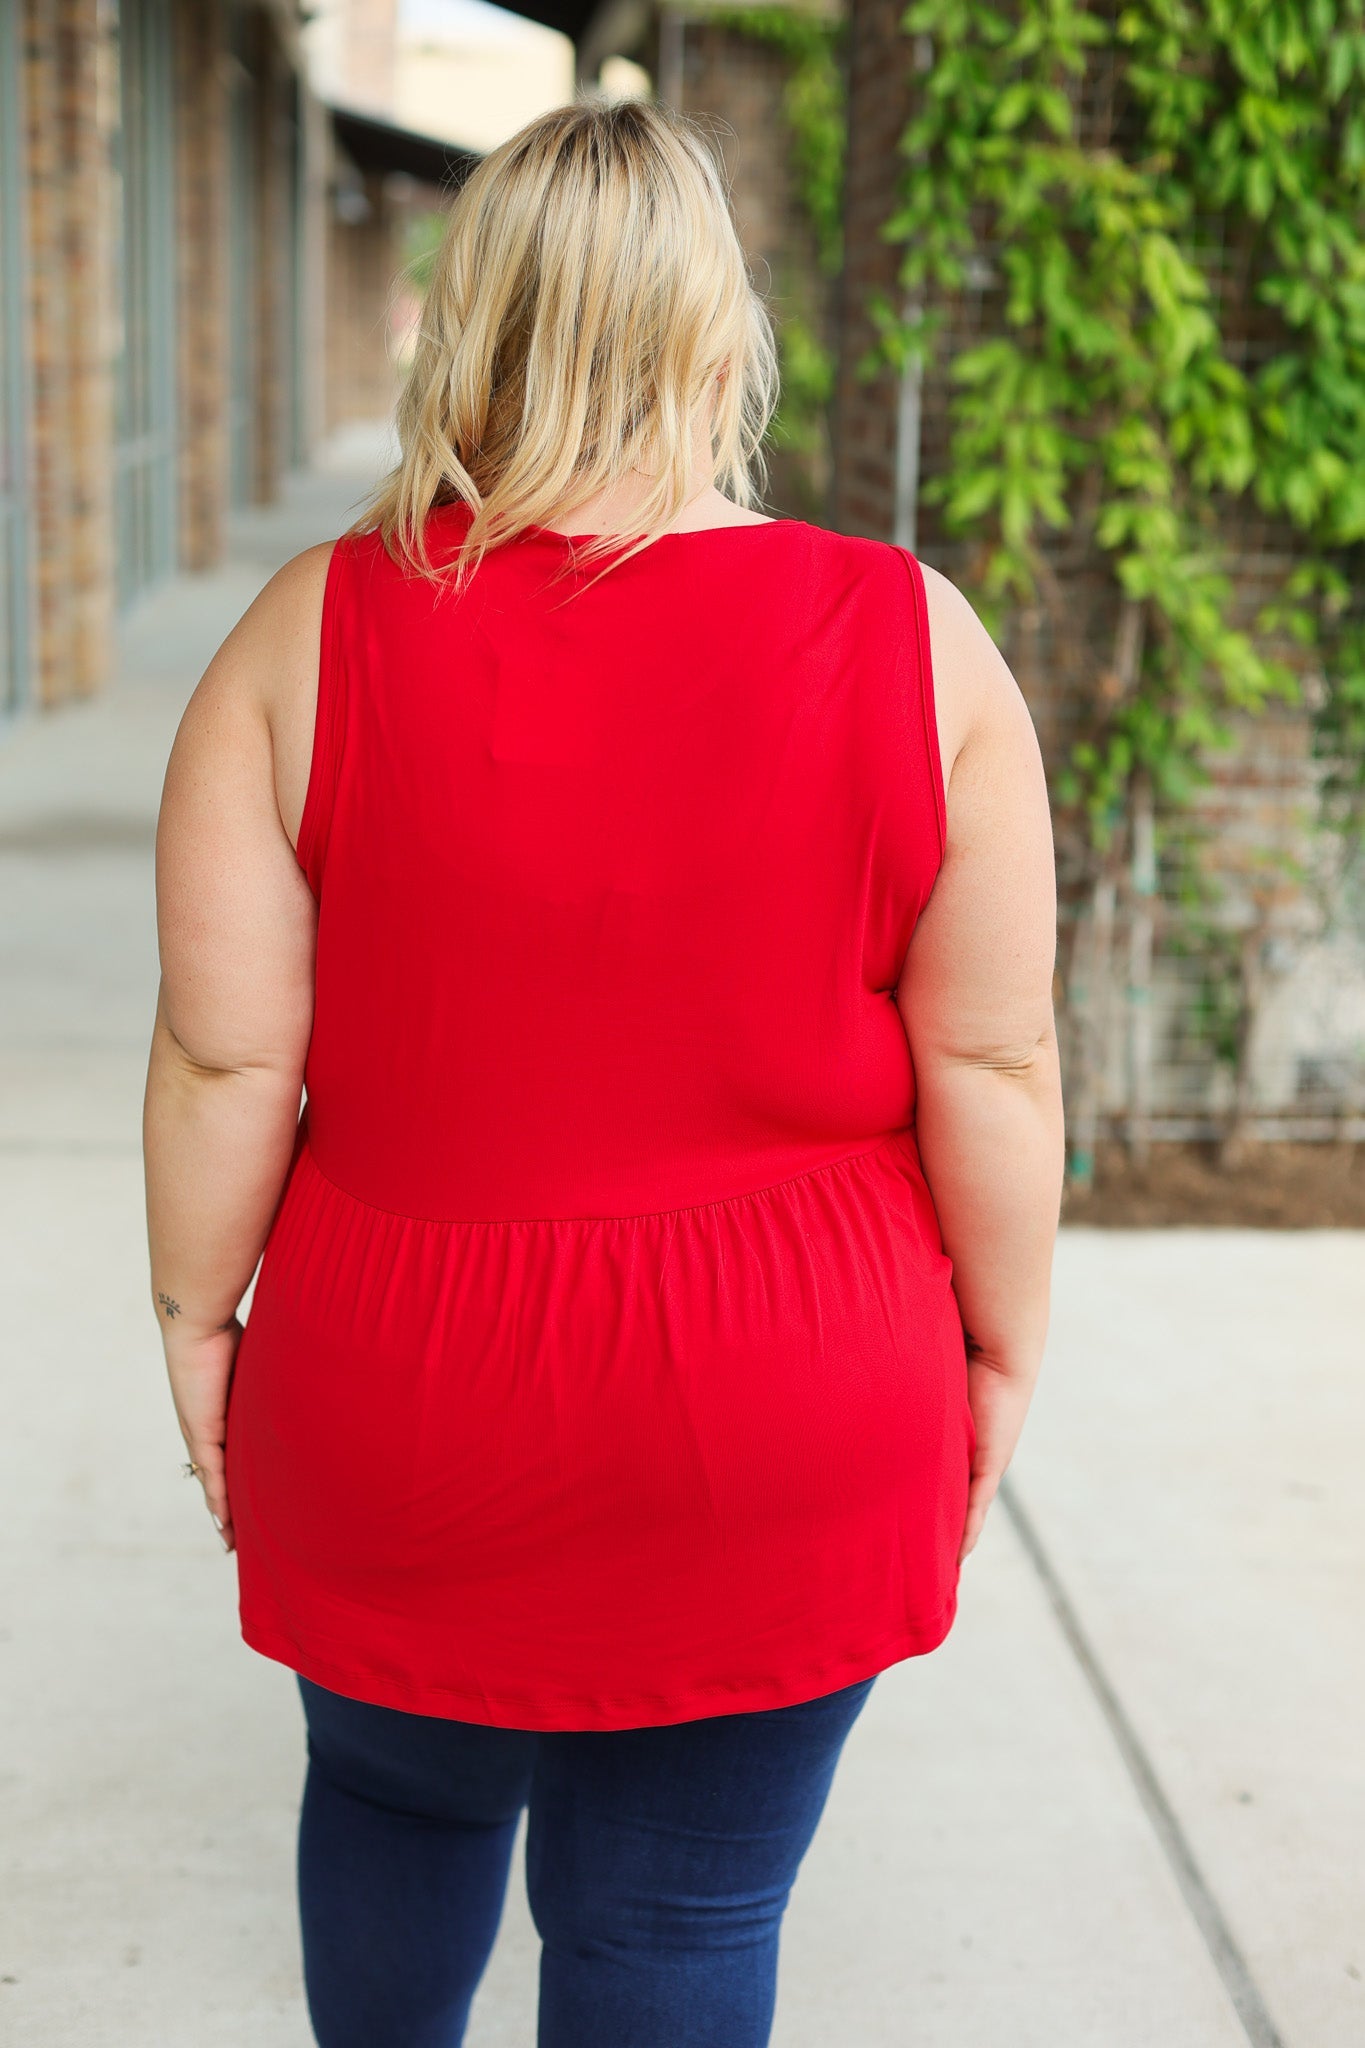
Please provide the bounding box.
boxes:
[226,504,974,1730]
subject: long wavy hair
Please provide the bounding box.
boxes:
[351,96,780,585]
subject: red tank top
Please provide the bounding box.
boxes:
[227,503,974,1730]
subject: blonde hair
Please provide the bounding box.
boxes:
[354,96,780,583]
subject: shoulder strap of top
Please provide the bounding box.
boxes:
[295,532,375,900]
[893,544,948,866]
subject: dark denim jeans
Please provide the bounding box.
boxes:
[296,1670,875,2048]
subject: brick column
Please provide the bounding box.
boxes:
[20,0,118,706]
[173,0,228,568]
[22,0,73,704]
[59,0,115,694]
[294,84,329,466]
[251,7,290,504]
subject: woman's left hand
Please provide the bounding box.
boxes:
[163,1318,242,1552]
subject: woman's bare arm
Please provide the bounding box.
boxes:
[142,544,331,1549]
[896,566,1065,1564]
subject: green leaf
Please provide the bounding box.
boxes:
[992,82,1033,132]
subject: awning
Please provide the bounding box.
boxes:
[511,0,602,35]
[329,105,480,189]
[507,0,646,57]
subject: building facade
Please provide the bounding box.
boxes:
[4,0,315,713]
[1,0,465,718]
[829,0,1365,1142]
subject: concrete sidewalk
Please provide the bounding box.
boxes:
[2,458,1360,2048]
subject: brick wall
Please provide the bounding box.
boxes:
[830,0,1364,1131]
[831,0,1331,780]
[9,0,321,707]
[678,15,836,519]
[828,0,905,541]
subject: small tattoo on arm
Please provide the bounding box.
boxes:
[157,1292,181,1320]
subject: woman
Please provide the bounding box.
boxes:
[143,97,1063,2048]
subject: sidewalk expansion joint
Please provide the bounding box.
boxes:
[0,1139,142,1155]
[1000,1475,1287,2048]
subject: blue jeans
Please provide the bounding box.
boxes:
[296,1671,875,2048]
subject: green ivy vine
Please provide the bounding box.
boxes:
[872,0,1365,1170]
[863,0,1365,1179]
